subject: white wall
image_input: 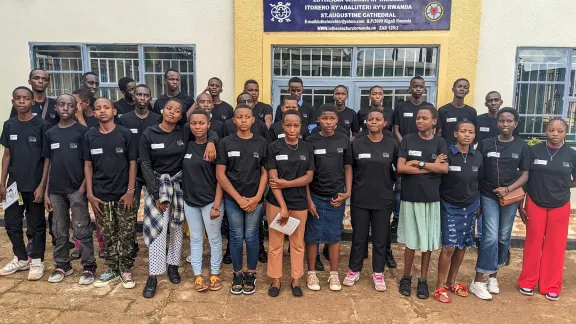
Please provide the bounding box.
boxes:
[0,0,234,118]
[474,0,576,112]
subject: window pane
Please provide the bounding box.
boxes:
[33,45,83,96]
[143,46,195,97]
[99,88,122,102]
[273,47,351,77]
[357,47,438,78]
[571,50,576,96]
[88,45,139,84]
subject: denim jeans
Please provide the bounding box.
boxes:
[475,195,519,274]
[225,198,262,272]
[184,202,224,275]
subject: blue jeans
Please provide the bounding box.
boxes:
[225,198,261,272]
[476,195,519,274]
[184,202,224,276]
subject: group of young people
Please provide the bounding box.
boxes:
[0,69,573,304]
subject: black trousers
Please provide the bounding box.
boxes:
[349,202,393,273]
[5,192,46,261]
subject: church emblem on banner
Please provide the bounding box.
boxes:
[425,2,444,22]
[270,2,292,23]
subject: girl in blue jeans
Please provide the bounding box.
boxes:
[216,104,268,295]
[470,108,529,300]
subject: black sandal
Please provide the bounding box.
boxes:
[291,279,303,297]
[268,283,281,297]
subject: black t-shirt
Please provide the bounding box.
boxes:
[475,113,519,144]
[119,111,161,178]
[527,143,576,208]
[211,101,235,124]
[42,123,88,195]
[83,125,138,202]
[274,101,314,126]
[351,136,398,210]
[182,141,218,207]
[265,139,315,210]
[216,133,267,200]
[224,118,270,142]
[440,145,483,207]
[355,128,395,140]
[209,119,227,139]
[310,125,348,136]
[477,137,530,201]
[306,132,353,197]
[253,102,273,123]
[113,99,134,118]
[268,121,309,143]
[139,125,188,177]
[358,106,394,132]
[83,114,100,129]
[399,133,448,202]
[0,117,50,192]
[337,107,360,137]
[437,104,477,143]
[10,98,59,128]
[152,92,195,115]
[393,100,434,137]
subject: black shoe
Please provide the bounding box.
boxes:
[132,240,139,259]
[167,265,181,284]
[386,252,397,269]
[291,280,303,297]
[67,241,76,250]
[243,272,256,295]
[231,272,244,295]
[416,278,429,299]
[322,245,330,261]
[314,254,325,271]
[259,246,268,263]
[390,218,398,234]
[268,283,281,297]
[223,249,232,265]
[143,276,157,298]
[399,275,412,296]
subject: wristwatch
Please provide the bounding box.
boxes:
[418,161,425,169]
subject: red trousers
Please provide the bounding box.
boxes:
[517,196,570,294]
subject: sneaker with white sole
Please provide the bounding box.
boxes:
[186,255,191,263]
[519,287,534,296]
[342,269,360,287]
[470,280,493,300]
[306,272,321,291]
[79,269,96,285]
[47,266,73,283]
[372,273,387,292]
[28,259,44,281]
[93,269,119,287]
[120,272,135,289]
[487,277,500,294]
[328,273,342,291]
[0,257,30,276]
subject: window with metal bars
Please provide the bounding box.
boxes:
[30,44,195,102]
[513,48,576,139]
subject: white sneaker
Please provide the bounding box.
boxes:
[0,257,30,276]
[28,259,44,281]
[306,272,321,291]
[470,280,493,300]
[328,273,342,291]
[487,277,500,294]
[342,269,360,287]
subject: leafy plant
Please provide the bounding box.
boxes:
[527,137,541,146]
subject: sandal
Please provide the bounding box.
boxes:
[209,275,222,291]
[434,288,451,303]
[450,283,469,297]
[194,276,209,292]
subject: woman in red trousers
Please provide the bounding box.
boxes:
[518,117,576,301]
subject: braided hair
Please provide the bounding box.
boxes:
[547,116,568,130]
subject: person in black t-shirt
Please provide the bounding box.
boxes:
[41,94,97,285]
[73,88,100,129]
[517,118,575,301]
[393,76,433,142]
[437,78,477,144]
[435,121,483,303]
[304,104,353,292]
[268,96,309,143]
[245,80,273,128]
[207,77,234,124]
[357,86,394,133]
[344,109,398,291]
[216,104,268,295]
[81,72,100,110]
[471,108,529,301]
[397,106,448,299]
[152,69,195,120]
[0,87,50,280]
[274,77,314,127]
[475,91,519,145]
[113,77,137,118]
[227,93,271,143]
[84,98,138,290]
[333,85,360,138]
[9,69,59,127]
[187,93,227,139]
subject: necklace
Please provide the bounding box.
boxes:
[461,152,468,163]
[546,144,562,161]
[285,140,299,151]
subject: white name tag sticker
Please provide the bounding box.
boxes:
[314,149,327,155]
[9,135,17,141]
[403,112,414,117]
[449,166,462,172]
[487,152,500,158]
[91,148,103,155]
[228,151,240,157]
[184,154,192,159]
[50,143,60,149]
[358,153,371,159]
[534,159,548,165]
[151,143,165,149]
[276,155,288,161]
[277,133,286,138]
[32,113,38,116]
[408,150,422,157]
[479,127,490,132]
[446,117,457,123]
[130,129,138,134]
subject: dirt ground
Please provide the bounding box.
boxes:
[0,229,575,324]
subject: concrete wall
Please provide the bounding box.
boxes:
[0,0,235,117]
[474,0,576,113]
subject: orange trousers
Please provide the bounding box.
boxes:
[266,203,307,279]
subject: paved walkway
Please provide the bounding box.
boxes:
[0,229,575,323]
